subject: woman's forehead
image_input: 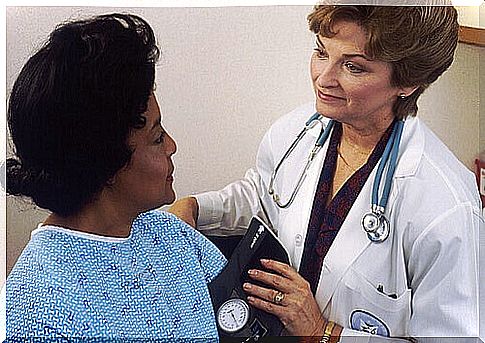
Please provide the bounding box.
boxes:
[318,22,368,53]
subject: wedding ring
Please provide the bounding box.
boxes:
[273,291,285,305]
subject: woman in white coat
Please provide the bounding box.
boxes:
[170,4,483,342]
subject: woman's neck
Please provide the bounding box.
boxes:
[341,115,394,152]
[43,191,138,238]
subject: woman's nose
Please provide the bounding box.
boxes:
[166,133,177,156]
[315,61,339,88]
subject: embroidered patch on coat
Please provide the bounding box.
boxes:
[350,310,390,337]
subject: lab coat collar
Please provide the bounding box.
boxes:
[307,114,424,178]
[393,116,424,178]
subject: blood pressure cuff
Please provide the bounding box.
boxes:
[208,216,291,340]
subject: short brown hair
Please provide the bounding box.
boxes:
[308,5,459,119]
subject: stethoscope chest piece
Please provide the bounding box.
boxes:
[361,212,390,243]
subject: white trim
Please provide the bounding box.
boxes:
[32,224,131,243]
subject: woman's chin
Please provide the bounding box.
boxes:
[161,190,176,207]
[141,192,176,212]
[315,101,343,118]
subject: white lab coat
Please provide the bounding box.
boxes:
[196,103,483,342]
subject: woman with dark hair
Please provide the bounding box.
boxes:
[4,13,225,339]
[170,4,482,342]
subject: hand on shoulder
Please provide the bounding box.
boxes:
[168,196,199,228]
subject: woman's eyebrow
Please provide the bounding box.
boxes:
[342,53,373,61]
[316,35,372,61]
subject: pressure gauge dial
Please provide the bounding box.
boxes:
[216,298,250,333]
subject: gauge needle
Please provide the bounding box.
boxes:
[231,312,237,324]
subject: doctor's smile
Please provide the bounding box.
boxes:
[316,91,346,103]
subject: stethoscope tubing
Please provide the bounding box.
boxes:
[371,120,404,211]
[268,114,333,209]
[380,120,404,209]
[268,113,403,243]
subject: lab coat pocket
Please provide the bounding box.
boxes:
[335,267,411,337]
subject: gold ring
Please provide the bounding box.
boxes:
[273,291,285,305]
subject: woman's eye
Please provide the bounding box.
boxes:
[344,61,364,74]
[155,132,165,144]
[313,48,327,59]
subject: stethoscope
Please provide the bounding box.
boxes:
[267,113,405,243]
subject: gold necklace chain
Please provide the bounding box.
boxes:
[337,147,358,171]
[337,142,371,172]
[342,136,373,156]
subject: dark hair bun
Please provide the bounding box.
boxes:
[5,158,29,196]
[6,158,61,215]
[6,157,101,216]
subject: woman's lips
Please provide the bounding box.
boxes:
[317,90,346,103]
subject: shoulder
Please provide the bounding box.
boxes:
[6,237,82,336]
[7,229,79,283]
[135,209,181,226]
[395,118,482,238]
[135,210,224,254]
[136,210,226,282]
[413,118,479,208]
[259,102,318,159]
[135,209,204,238]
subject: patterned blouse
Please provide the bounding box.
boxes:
[5,210,227,340]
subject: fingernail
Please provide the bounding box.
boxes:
[248,269,257,276]
[243,283,252,290]
[247,296,254,303]
[260,259,269,264]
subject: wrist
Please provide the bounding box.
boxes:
[319,321,342,343]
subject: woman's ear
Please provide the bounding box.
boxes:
[106,175,116,187]
[398,86,419,98]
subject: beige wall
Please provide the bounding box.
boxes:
[4,6,483,281]
[419,42,481,169]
